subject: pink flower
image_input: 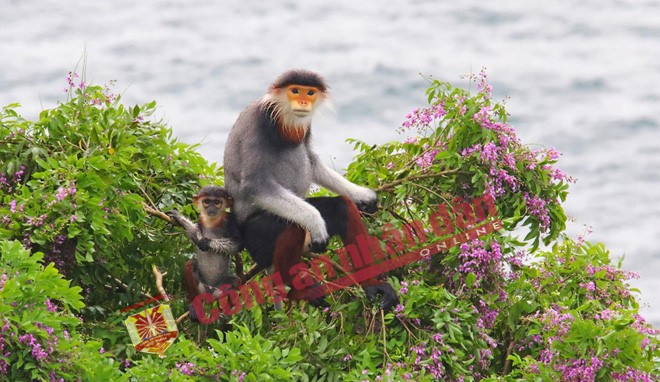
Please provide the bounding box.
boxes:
[55,187,68,201]
[176,362,195,376]
[45,299,58,312]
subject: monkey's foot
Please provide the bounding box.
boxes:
[364,283,399,311]
[356,199,378,214]
[309,240,328,254]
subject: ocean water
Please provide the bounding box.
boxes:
[1,0,659,325]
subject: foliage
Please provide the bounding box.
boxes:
[486,240,659,381]
[0,72,219,317]
[0,69,657,381]
[0,240,123,381]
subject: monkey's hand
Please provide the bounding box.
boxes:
[308,215,330,253]
[166,210,185,226]
[352,187,378,214]
[304,229,328,253]
[196,237,211,252]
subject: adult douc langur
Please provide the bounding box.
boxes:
[223,69,398,310]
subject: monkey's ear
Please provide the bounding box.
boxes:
[226,197,234,208]
[192,195,201,210]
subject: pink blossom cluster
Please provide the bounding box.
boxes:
[472,68,493,100]
[89,84,118,108]
[0,166,26,194]
[611,366,656,382]
[575,263,641,304]
[415,146,439,170]
[45,299,58,313]
[461,142,498,164]
[580,281,596,299]
[527,307,649,382]
[409,342,446,379]
[555,356,604,382]
[25,214,48,227]
[455,94,467,116]
[175,362,196,376]
[399,281,409,295]
[0,320,10,374]
[586,264,639,282]
[16,323,58,364]
[631,314,660,351]
[516,334,543,352]
[487,167,519,197]
[231,370,246,382]
[453,239,503,290]
[524,192,550,231]
[475,299,499,330]
[399,104,447,133]
[64,72,117,108]
[47,183,77,208]
[473,104,517,138]
[459,98,524,198]
[537,306,575,338]
[64,71,80,92]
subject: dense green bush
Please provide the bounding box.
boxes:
[0,73,219,313]
[0,69,657,381]
[0,240,122,380]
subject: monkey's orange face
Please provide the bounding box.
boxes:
[196,197,231,217]
[286,85,320,116]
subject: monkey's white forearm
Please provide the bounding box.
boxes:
[312,159,376,204]
[252,190,329,243]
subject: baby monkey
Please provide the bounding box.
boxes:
[168,185,243,322]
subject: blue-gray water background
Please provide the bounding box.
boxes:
[1,0,659,326]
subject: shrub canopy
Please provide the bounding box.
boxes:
[0,70,657,381]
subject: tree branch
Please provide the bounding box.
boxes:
[375,169,458,192]
[502,340,516,375]
[152,265,170,302]
[143,203,175,225]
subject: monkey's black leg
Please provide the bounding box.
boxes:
[182,260,201,322]
[307,196,399,311]
[241,212,327,307]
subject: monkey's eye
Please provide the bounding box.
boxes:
[291,88,299,94]
[214,200,222,206]
[307,90,315,96]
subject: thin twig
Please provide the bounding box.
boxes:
[303,252,360,286]
[176,311,189,324]
[502,340,516,375]
[381,309,389,364]
[375,169,458,192]
[143,203,175,224]
[152,265,170,302]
